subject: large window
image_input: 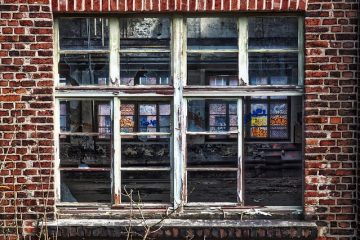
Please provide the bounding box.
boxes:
[55,16,304,208]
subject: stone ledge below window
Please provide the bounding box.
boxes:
[47,219,318,239]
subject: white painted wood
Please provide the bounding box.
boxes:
[113,97,122,204]
[120,167,171,171]
[59,49,110,54]
[55,91,173,98]
[237,98,244,204]
[238,17,248,85]
[109,18,120,86]
[248,49,299,53]
[53,19,60,87]
[185,131,238,135]
[183,89,304,97]
[119,49,171,53]
[186,49,238,54]
[298,17,304,86]
[54,99,61,204]
[120,132,171,136]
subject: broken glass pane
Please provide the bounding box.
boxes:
[60,135,111,168]
[249,17,298,49]
[249,53,298,85]
[188,100,237,132]
[120,52,171,86]
[61,171,111,202]
[187,171,237,202]
[59,54,109,86]
[121,138,170,167]
[122,171,170,203]
[187,135,237,167]
[187,18,237,50]
[59,100,111,133]
[187,53,238,85]
[59,18,109,50]
[120,18,170,49]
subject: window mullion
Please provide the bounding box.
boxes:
[172,16,186,209]
[54,98,61,204]
[113,97,121,204]
[109,18,120,86]
[53,19,60,86]
[238,17,248,85]
[298,17,304,86]
[237,98,244,204]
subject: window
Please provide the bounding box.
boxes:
[55,16,303,208]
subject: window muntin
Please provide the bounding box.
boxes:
[55,16,303,208]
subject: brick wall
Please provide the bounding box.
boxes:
[0,0,359,239]
[0,0,54,238]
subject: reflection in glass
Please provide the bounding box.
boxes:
[249,53,298,85]
[248,17,298,49]
[61,171,111,202]
[187,171,237,202]
[187,53,238,85]
[122,171,170,203]
[187,18,237,50]
[120,53,171,86]
[59,18,109,50]
[120,18,170,49]
[59,54,109,86]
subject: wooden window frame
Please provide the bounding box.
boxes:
[54,16,304,210]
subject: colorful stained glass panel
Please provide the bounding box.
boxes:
[250,127,268,138]
[270,103,287,115]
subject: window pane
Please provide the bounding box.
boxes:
[120,18,170,49]
[59,18,109,50]
[120,102,171,133]
[187,171,237,202]
[187,53,238,85]
[249,53,298,85]
[187,18,237,50]
[122,171,170,203]
[121,138,170,167]
[61,171,111,202]
[60,136,111,168]
[59,100,111,133]
[187,100,237,132]
[59,54,109,86]
[120,52,171,86]
[187,135,237,168]
[244,96,303,206]
[248,17,298,49]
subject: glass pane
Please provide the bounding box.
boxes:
[61,171,111,202]
[59,18,109,50]
[187,18,237,50]
[122,171,170,203]
[187,171,237,202]
[120,52,171,86]
[187,53,238,85]
[248,17,298,49]
[188,100,237,132]
[270,115,288,126]
[121,138,170,167]
[59,54,109,86]
[59,100,111,133]
[60,135,111,168]
[249,53,298,85]
[120,18,170,49]
[270,127,288,138]
[250,127,268,138]
[270,103,288,114]
[187,135,237,167]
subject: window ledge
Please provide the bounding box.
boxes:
[47,219,317,239]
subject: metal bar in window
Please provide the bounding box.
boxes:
[59,49,110,54]
[113,97,121,204]
[183,89,304,97]
[59,168,111,171]
[186,49,239,54]
[237,98,244,204]
[186,168,238,171]
[238,17,248,85]
[298,17,304,86]
[247,49,299,53]
[120,167,171,171]
[55,91,174,98]
[109,18,120,86]
[172,16,186,209]
[185,131,238,135]
[120,132,171,136]
[59,132,111,136]
[119,49,171,53]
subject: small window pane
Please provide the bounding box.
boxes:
[121,138,170,167]
[59,18,109,50]
[120,18,170,49]
[122,171,170,203]
[187,171,237,202]
[59,100,111,133]
[188,100,237,132]
[187,18,237,50]
[187,135,237,167]
[120,52,171,86]
[60,136,111,168]
[249,53,298,85]
[61,171,111,203]
[187,53,238,85]
[248,17,298,49]
[59,54,109,86]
